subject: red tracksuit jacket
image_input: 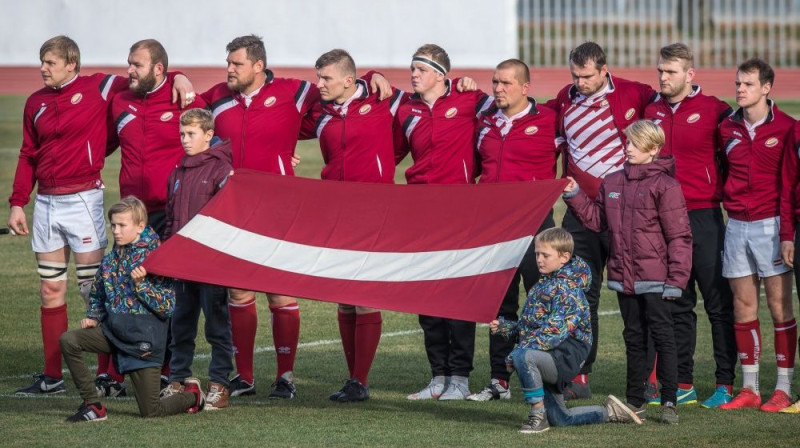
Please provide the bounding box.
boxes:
[111,77,202,213]
[200,69,319,174]
[394,80,493,185]
[475,98,559,183]
[301,73,407,183]
[645,86,732,211]
[10,73,127,207]
[719,101,796,225]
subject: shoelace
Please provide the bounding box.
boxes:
[207,388,224,403]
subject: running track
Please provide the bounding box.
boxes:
[2,66,800,99]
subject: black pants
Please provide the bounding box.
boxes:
[619,292,678,407]
[489,210,555,381]
[419,315,476,377]
[670,208,737,385]
[562,209,609,374]
[169,281,234,387]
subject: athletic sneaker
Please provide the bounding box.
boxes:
[160,375,169,392]
[15,374,66,395]
[627,402,647,422]
[719,388,761,410]
[204,382,230,410]
[676,386,697,405]
[66,402,107,423]
[519,410,549,434]
[645,381,660,405]
[563,381,591,401]
[407,376,447,401]
[700,385,733,408]
[659,401,679,424]
[160,381,183,398]
[466,379,511,401]
[184,378,205,414]
[779,397,800,414]
[268,377,296,399]
[229,374,256,397]
[439,376,470,400]
[333,379,370,403]
[605,395,643,424]
[94,374,127,398]
[760,390,792,413]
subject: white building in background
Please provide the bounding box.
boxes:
[0,0,517,68]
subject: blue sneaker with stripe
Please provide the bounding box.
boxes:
[701,385,733,408]
[648,385,697,405]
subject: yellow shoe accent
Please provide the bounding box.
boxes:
[779,399,800,414]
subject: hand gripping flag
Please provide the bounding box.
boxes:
[144,170,567,322]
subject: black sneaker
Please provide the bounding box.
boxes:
[563,381,591,401]
[230,374,256,397]
[519,410,550,434]
[335,379,370,403]
[268,377,296,399]
[66,402,107,423]
[95,374,127,398]
[15,374,66,395]
[329,381,349,401]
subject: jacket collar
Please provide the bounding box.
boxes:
[410,78,452,101]
[569,73,615,100]
[730,99,776,124]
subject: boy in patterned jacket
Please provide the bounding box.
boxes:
[59,196,205,422]
[491,227,641,434]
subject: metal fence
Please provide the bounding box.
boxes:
[519,0,800,67]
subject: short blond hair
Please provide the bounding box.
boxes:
[180,108,214,133]
[535,227,574,255]
[40,35,81,72]
[108,196,147,225]
[624,120,665,154]
[660,43,694,70]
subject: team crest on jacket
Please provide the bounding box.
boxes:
[160,112,173,121]
[70,93,83,104]
[624,108,635,120]
[524,126,538,135]
[608,192,621,199]
[600,99,609,107]
[765,137,779,148]
[445,107,458,118]
[687,113,700,123]
[359,104,371,115]
[264,96,277,107]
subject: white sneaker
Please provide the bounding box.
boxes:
[467,378,511,401]
[439,375,471,401]
[605,394,643,424]
[407,376,447,400]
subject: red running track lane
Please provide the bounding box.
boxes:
[2,66,800,99]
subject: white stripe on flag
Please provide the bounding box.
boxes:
[178,215,532,282]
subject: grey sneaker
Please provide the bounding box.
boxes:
[563,381,592,400]
[439,376,471,401]
[407,376,447,401]
[605,395,643,424]
[660,401,679,424]
[626,402,647,422]
[520,409,550,434]
[466,379,511,401]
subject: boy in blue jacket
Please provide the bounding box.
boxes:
[59,196,205,422]
[492,227,641,433]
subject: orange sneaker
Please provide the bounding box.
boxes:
[719,388,761,410]
[760,390,792,413]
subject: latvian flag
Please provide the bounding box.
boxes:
[144,170,566,322]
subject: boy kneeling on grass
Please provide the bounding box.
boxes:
[160,108,235,410]
[491,227,642,434]
[60,196,204,422]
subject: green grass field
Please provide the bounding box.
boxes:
[0,95,799,447]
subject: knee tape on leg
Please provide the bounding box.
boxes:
[76,263,100,305]
[38,261,68,282]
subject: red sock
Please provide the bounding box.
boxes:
[270,303,300,379]
[497,379,509,389]
[775,319,797,368]
[107,358,124,383]
[734,319,761,365]
[647,355,658,385]
[160,362,170,378]
[571,374,588,385]
[337,310,357,376]
[41,304,67,379]
[96,353,110,376]
[678,383,693,390]
[229,298,258,383]
[353,312,382,386]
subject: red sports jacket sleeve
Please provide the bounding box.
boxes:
[9,99,39,207]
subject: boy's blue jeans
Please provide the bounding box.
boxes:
[511,347,606,426]
[169,281,234,387]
